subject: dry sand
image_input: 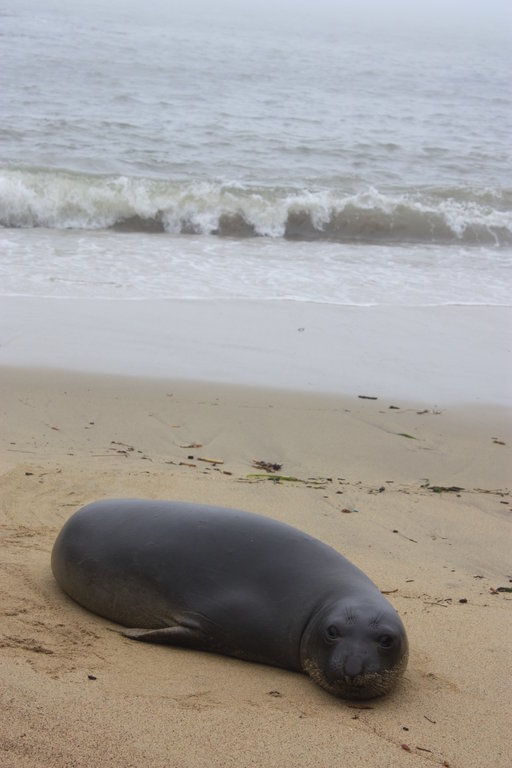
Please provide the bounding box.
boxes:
[1,365,511,768]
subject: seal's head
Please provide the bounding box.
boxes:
[300,598,408,700]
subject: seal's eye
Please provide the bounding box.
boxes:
[377,634,394,649]
[326,625,339,639]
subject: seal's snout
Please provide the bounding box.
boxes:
[341,654,367,680]
[321,641,366,681]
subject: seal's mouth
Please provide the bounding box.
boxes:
[302,653,408,701]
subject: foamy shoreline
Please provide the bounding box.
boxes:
[2,296,511,406]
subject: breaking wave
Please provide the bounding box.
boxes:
[1,167,511,246]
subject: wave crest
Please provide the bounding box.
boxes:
[1,167,510,246]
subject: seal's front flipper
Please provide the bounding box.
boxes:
[122,619,208,647]
[122,627,194,643]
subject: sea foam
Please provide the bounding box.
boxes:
[1,168,510,246]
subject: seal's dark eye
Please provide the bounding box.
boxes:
[378,634,394,648]
[326,625,339,639]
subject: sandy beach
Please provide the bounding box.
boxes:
[1,302,511,768]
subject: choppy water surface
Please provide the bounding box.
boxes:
[1,0,511,304]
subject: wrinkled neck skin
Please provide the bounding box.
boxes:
[299,595,409,701]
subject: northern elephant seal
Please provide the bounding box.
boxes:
[51,499,408,700]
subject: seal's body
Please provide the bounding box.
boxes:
[51,499,408,699]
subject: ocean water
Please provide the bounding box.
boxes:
[1,0,511,306]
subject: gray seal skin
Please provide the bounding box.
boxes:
[51,499,408,700]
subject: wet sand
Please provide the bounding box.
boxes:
[2,296,511,404]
